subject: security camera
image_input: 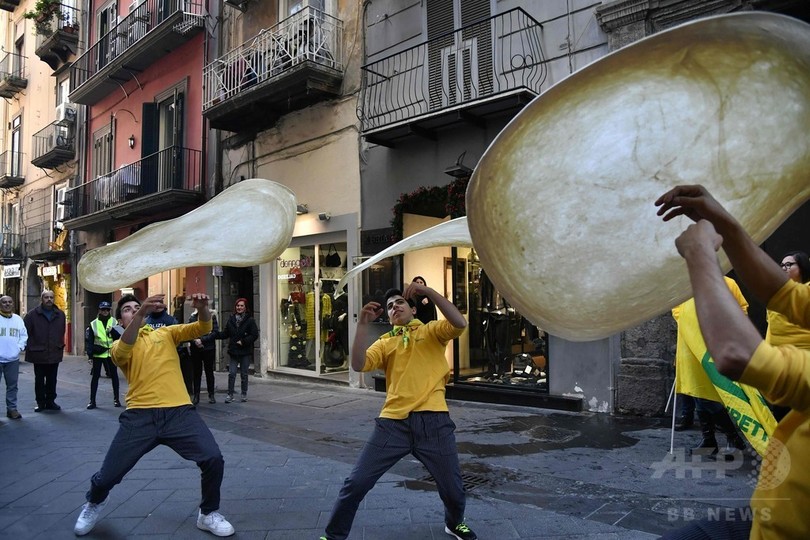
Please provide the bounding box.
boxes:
[318,212,331,221]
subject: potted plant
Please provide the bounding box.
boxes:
[24,0,68,36]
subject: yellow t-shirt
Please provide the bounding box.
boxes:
[112,319,213,409]
[739,280,810,539]
[766,282,810,348]
[362,319,464,420]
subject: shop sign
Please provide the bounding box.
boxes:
[40,266,58,277]
[2,264,20,279]
[277,255,314,269]
[361,228,394,255]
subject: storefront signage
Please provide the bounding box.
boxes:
[277,255,314,268]
[2,264,20,279]
[361,228,394,255]
[40,266,59,277]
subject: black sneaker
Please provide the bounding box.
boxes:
[445,522,477,540]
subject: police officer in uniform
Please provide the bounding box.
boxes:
[85,301,121,409]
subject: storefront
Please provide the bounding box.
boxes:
[1,264,22,310]
[263,213,360,383]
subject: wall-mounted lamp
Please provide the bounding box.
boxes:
[443,150,473,178]
[318,212,331,222]
[128,134,136,149]
[296,204,309,215]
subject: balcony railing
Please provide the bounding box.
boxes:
[25,222,67,260]
[31,123,75,169]
[359,8,546,143]
[34,5,80,71]
[0,151,25,188]
[202,6,343,131]
[64,146,202,228]
[70,0,205,104]
[0,52,28,99]
[0,232,22,260]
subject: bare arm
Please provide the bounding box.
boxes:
[120,294,164,345]
[403,283,467,329]
[656,185,788,304]
[676,221,763,379]
[351,302,382,371]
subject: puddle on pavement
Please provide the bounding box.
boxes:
[456,413,661,457]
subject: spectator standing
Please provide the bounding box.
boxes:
[189,309,219,404]
[24,290,66,412]
[85,301,121,409]
[0,295,27,420]
[412,276,438,323]
[215,298,258,403]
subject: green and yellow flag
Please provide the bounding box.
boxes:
[673,280,776,456]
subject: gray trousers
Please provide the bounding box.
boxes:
[324,411,466,540]
[87,406,224,513]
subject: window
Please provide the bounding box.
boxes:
[57,78,70,105]
[281,0,326,17]
[92,124,113,179]
[10,115,22,178]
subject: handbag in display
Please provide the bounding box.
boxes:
[323,244,341,267]
[289,266,303,284]
[289,286,306,304]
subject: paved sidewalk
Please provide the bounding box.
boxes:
[0,356,756,539]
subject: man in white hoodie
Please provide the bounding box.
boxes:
[0,296,28,420]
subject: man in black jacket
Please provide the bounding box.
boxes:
[24,290,66,412]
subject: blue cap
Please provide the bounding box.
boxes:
[99,301,112,309]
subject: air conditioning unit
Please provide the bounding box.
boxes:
[55,205,67,222]
[55,103,77,126]
[56,188,69,205]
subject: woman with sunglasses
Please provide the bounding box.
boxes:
[765,250,810,420]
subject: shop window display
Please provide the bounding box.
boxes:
[277,243,350,374]
[456,251,549,391]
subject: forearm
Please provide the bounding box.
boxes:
[686,245,762,379]
[197,305,211,323]
[428,288,467,329]
[120,315,144,345]
[712,213,788,305]
[351,324,370,371]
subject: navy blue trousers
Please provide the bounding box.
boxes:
[87,406,224,513]
[324,411,466,540]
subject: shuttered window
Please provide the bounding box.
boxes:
[426,0,492,110]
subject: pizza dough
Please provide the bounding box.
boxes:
[79,179,296,293]
[467,12,810,340]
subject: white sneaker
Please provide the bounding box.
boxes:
[74,497,108,536]
[196,509,235,537]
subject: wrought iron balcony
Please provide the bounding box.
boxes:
[0,232,23,262]
[25,222,68,261]
[31,123,75,169]
[63,145,204,231]
[202,6,344,133]
[69,0,205,105]
[0,0,20,13]
[359,8,546,147]
[34,5,80,71]
[0,151,25,188]
[0,52,28,99]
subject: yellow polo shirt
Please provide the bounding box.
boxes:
[112,319,212,409]
[362,319,464,420]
